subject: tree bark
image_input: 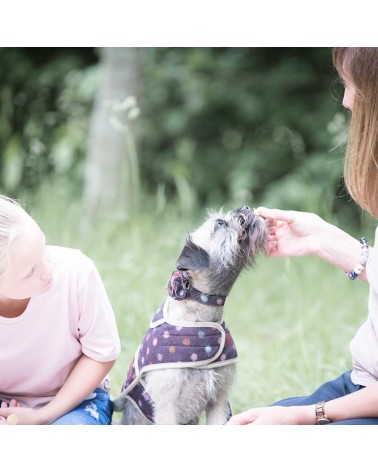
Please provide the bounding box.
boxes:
[82,47,140,219]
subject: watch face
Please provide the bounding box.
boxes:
[316,419,331,425]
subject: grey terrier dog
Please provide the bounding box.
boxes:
[113,205,267,425]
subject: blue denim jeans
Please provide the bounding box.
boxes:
[272,370,378,425]
[52,388,113,425]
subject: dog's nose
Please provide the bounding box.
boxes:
[240,205,250,211]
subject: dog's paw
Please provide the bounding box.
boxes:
[112,396,127,412]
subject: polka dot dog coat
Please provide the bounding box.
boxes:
[120,299,238,423]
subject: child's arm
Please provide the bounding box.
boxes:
[0,354,114,424]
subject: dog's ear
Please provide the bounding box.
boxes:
[176,238,210,271]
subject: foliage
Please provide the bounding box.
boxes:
[0,47,98,197]
[139,47,352,219]
[0,47,363,225]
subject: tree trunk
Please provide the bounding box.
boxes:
[82,47,140,220]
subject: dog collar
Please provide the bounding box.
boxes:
[167,270,226,306]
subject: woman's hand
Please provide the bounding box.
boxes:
[257,207,328,258]
[257,207,367,278]
[227,405,313,425]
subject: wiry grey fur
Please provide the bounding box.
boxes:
[113,206,267,425]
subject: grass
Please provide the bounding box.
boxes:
[26,187,372,419]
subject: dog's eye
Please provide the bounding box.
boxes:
[215,219,226,230]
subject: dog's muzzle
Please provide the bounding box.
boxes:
[236,205,257,240]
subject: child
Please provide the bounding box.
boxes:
[0,195,121,425]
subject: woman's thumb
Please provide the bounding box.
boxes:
[256,207,295,223]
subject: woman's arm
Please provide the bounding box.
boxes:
[258,207,369,281]
[228,382,378,425]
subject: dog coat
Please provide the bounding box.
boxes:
[119,299,238,423]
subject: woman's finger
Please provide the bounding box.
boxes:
[256,207,296,224]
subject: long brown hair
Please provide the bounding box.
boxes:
[333,47,378,219]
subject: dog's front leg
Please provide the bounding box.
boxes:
[153,402,179,425]
[206,397,232,425]
[145,370,182,425]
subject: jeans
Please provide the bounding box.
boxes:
[272,370,378,425]
[52,388,113,425]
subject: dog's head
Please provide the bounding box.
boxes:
[175,206,267,295]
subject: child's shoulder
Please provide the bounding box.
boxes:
[47,245,96,273]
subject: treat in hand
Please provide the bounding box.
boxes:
[6,414,17,425]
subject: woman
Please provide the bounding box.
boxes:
[0,196,121,425]
[229,48,378,425]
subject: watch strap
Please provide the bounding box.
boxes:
[315,400,331,425]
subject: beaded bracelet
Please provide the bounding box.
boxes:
[347,237,369,280]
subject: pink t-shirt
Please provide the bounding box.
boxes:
[350,226,378,385]
[0,246,121,409]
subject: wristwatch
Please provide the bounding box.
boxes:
[315,401,331,425]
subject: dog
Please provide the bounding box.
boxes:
[113,205,267,424]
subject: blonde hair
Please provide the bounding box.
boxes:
[0,195,29,278]
[333,47,378,219]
